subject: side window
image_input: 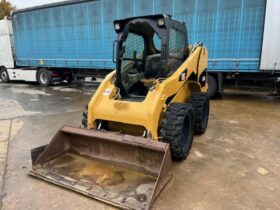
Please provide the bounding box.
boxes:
[169,28,185,59]
[123,33,144,59]
[153,33,161,52]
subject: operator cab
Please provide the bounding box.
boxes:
[113,14,189,100]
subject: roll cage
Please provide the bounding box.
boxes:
[113,14,189,98]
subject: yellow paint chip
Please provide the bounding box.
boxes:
[228,120,239,124]
[237,171,246,177]
[257,167,269,175]
[194,150,204,158]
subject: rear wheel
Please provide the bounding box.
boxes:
[66,75,73,84]
[0,68,10,83]
[82,105,88,128]
[160,103,195,161]
[188,92,209,134]
[208,74,217,98]
[277,82,280,95]
[37,69,52,86]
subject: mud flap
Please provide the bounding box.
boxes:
[30,126,172,210]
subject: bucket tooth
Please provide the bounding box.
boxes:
[30,126,172,210]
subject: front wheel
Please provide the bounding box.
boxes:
[0,68,10,83]
[160,103,195,161]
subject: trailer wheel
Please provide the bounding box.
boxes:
[188,92,209,134]
[66,75,73,84]
[277,82,280,95]
[160,103,195,161]
[0,68,10,83]
[207,75,217,98]
[82,105,88,128]
[37,69,52,86]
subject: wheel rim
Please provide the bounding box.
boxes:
[182,113,192,152]
[1,71,8,82]
[40,72,48,84]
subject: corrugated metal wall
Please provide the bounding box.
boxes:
[12,0,266,72]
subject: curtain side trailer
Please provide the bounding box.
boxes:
[208,0,280,96]
[0,17,74,86]
[0,0,280,93]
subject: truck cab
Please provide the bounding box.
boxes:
[0,17,14,71]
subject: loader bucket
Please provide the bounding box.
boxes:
[30,126,172,210]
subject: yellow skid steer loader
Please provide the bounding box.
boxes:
[30,15,209,210]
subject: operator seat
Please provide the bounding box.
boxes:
[141,54,161,86]
[144,54,161,79]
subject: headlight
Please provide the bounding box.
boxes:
[114,22,120,31]
[158,18,165,27]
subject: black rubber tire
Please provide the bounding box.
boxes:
[0,67,10,83]
[160,103,195,161]
[37,69,52,86]
[277,82,280,95]
[188,92,209,134]
[65,75,73,84]
[208,75,217,98]
[82,105,88,128]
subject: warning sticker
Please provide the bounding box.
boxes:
[103,88,112,96]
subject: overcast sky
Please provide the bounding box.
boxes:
[9,0,64,9]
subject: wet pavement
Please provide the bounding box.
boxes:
[0,82,279,210]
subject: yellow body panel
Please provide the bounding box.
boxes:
[88,46,208,140]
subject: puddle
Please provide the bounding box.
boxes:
[51,87,82,92]
[0,98,40,119]
[10,87,51,96]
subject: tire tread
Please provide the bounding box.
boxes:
[188,92,209,134]
[160,103,194,161]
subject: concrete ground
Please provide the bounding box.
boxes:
[0,82,279,210]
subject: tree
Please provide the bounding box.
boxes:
[0,0,16,20]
